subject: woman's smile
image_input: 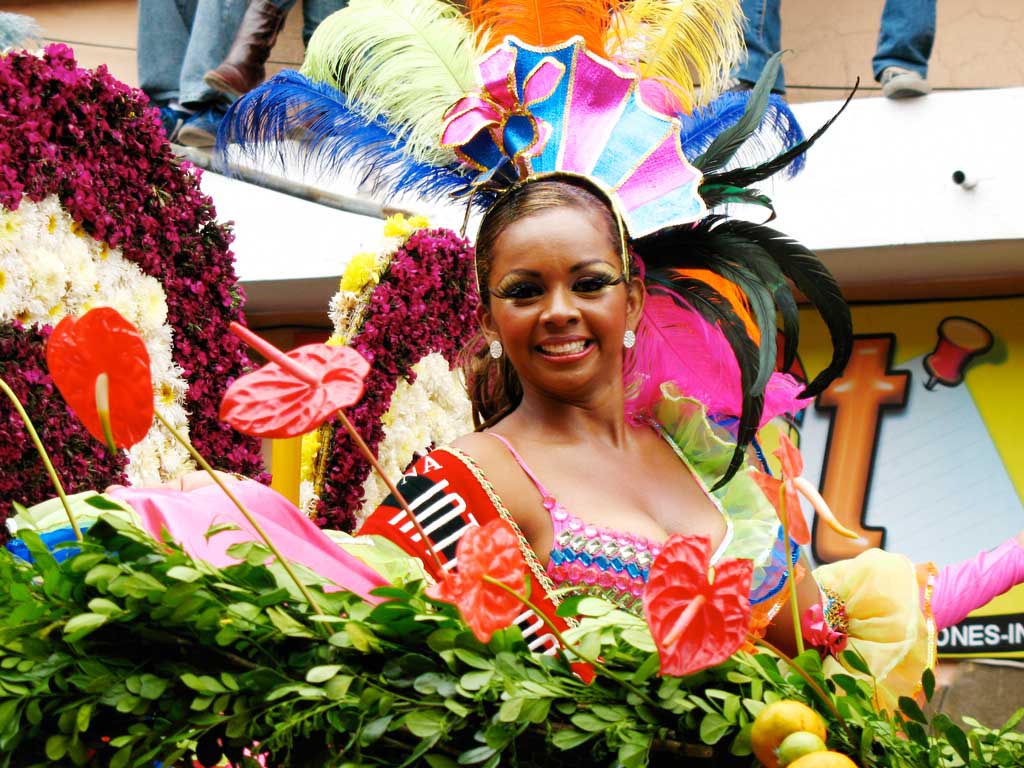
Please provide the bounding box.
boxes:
[535,336,595,362]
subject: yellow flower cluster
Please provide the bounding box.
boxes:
[338,251,379,294]
[382,212,430,239]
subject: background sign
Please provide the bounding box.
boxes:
[794,296,1024,658]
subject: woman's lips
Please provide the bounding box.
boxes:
[535,339,594,362]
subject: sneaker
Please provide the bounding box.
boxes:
[177,106,228,148]
[157,106,189,142]
[879,67,930,99]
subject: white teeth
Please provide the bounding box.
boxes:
[540,340,587,355]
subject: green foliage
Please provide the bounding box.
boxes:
[1,516,1022,767]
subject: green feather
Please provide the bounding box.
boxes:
[692,50,783,175]
[302,0,484,165]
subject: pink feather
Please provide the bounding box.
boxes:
[624,292,809,426]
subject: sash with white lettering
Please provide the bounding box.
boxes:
[359,448,570,655]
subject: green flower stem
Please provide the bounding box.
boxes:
[154,411,326,618]
[335,408,446,575]
[481,575,661,709]
[0,376,82,541]
[779,483,805,656]
[754,635,849,731]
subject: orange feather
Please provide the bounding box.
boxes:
[669,268,761,344]
[466,0,619,58]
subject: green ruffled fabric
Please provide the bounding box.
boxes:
[9,491,139,535]
[652,384,781,582]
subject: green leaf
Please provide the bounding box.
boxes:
[631,652,661,685]
[569,713,608,733]
[69,552,108,573]
[699,712,732,745]
[266,607,314,638]
[424,756,459,768]
[205,522,241,539]
[460,670,493,691]
[453,648,492,670]
[166,565,203,583]
[110,746,132,768]
[898,696,928,724]
[404,710,446,738]
[555,595,586,618]
[138,674,168,700]
[325,675,354,700]
[551,727,593,750]
[497,697,524,722]
[75,704,92,733]
[904,720,929,748]
[45,734,68,761]
[576,597,614,617]
[921,667,936,701]
[84,494,127,511]
[999,708,1024,735]
[360,715,394,746]
[63,612,107,639]
[841,649,872,676]
[457,745,496,765]
[942,722,971,763]
[306,665,342,684]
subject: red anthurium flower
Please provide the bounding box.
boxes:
[643,535,753,677]
[220,322,370,439]
[426,519,528,643]
[46,308,155,451]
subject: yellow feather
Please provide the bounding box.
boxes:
[607,0,744,113]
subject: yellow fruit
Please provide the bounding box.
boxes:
[777,731,828,766]
[786,751,859,768]
[751,700,828,768]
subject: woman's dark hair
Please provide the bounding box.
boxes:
[461,177,626,429]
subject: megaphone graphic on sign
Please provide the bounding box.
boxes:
[923,316,993,390]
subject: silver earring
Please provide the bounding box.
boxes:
[623,329,636,349]
[489,339,504,359]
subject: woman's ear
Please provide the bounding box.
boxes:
[625,276,645,332]
[476,303,498,343]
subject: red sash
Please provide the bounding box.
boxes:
[359,448,573,654]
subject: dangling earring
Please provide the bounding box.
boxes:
[623,329,636,349]
[489,339,504,359]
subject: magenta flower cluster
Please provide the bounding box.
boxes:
[0,45,264,533]
[314,228,479,531]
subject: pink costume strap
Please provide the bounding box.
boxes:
[930,537,1024,630]
[487,433,562,514]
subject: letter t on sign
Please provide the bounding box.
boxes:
[813,335,909,562]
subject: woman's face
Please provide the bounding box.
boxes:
[480,205,643,404]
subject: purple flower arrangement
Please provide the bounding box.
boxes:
[0,45,264,536]
[314,228,479,531]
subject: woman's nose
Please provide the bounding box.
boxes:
[540,286,581,325]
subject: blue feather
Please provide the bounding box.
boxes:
[215,70,477,203]
[679,92,807,177]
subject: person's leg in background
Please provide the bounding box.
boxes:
[873,0,936,98]
[300,0,347,47]
[732,0,785,94]
[176,0,249,147]
[204,0,296,99]
[137,0,196,139]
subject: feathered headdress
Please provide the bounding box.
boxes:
[218,0,853,487]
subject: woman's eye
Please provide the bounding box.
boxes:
[574,276,616,293]
[495,282,542,300]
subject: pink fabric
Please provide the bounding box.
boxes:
[522,59,565,106]
[109,480,387,603]
[616,133,700,211]
[930,538,1024,630]
[560,50,634,174]
[638,78,684,117]
[625,293,810,425]
[477,45,518,111]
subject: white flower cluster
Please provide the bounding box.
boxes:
[0,196,194,485]
[356,352,474,524]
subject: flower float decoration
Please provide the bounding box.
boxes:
[426,518,528,643]
[642,534,753,676]
[305,216,478,530]
[221,323,370,439]
[0,45,263,539]
[45,308,155,452]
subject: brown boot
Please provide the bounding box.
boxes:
[203,0,289,99]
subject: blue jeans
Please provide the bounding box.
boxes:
[872,0,936,80]
[269,0,348,46]
[138,0,247,108]
[734,0,936,92]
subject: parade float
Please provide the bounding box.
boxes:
[2,3,1024,768]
